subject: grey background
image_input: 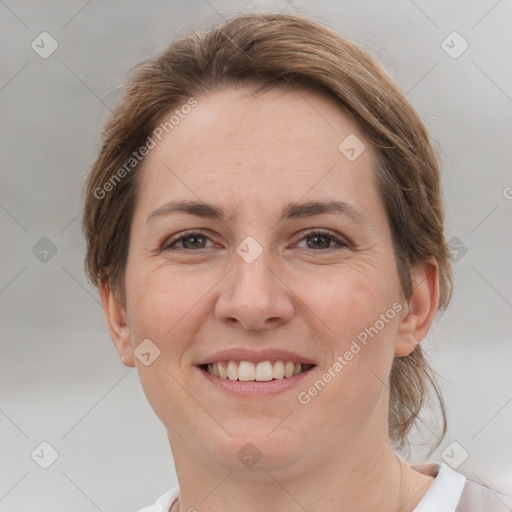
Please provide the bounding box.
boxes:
[1,0,511,510]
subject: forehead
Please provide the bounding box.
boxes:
[153,86,366,162]
[134,86,379,220]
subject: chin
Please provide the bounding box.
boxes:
[204,424,304,473]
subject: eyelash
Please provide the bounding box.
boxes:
[161,229,349,253]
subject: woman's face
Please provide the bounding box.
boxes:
[103,86,430,474]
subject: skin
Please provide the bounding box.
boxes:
[100,86,440,512]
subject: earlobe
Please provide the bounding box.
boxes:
[98,280,135,367]
[395,258,440,357]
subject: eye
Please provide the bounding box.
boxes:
[162,230,214,251]
[295,229,348,251]
[161,229,349,253]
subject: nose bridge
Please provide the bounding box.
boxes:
[234,241,274,294]
[215,237,294,330]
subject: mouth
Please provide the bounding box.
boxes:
[196,349,317,396]
[199,360,315,382]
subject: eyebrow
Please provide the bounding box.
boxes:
[146,199,369,226]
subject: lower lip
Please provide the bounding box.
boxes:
[198,366,314,397]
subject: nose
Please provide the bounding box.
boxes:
[214,248,295,331]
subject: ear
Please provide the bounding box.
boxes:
[395,257,440,357]
[99,280,135,367]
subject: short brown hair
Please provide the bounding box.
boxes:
[83,12,452,452]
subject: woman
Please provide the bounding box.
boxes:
[82,12,506,512]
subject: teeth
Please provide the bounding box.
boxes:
[284,361,295,378]
[255,361,273,381]
[227,361,238,381]
[205,360,312,381]
[273,360,285,379]
[238,361,256,381]
[218,362,227,379]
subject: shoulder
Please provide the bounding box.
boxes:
[456,478,511,512]
[411,462,511,512]
[136,487,179,512]
[412,462,466,511]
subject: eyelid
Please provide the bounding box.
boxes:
[160,229,215,251]
[294,228,350,250]
[161,228,350,252]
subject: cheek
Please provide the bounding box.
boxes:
[301,261,399,348]
[124,262,226,391]
[123,265,212,430]
[293,264,401,430]
[125,262,211,339]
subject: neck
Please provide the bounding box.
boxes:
[169,422,432,512]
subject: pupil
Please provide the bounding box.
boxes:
[181,235,331,250]
[183,236,205,249]
[308,235,329,249]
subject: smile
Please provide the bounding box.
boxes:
[202,360,315,382]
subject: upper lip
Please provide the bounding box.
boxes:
[196,348,316,366]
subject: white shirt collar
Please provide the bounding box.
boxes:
[138,462,467,512]
[412,463,467,512]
